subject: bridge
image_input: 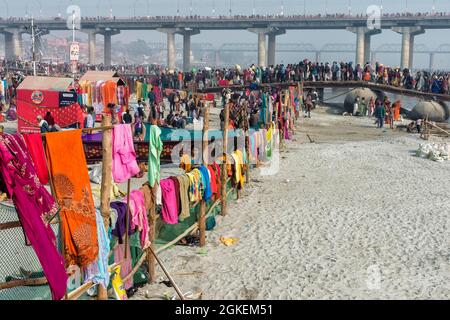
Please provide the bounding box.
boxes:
[198,80,450,103]
[1,14,450,70]
[216,43,450,69]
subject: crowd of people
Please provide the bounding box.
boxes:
[2,11,449,22]
[4,57,449,95]
[0,57,444,139]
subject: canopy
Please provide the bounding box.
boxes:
[79,71,126,86]
[17,76,73,91]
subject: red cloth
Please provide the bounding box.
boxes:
[207,166,218,195]
[212,162,221,199]
[23,133,49,185]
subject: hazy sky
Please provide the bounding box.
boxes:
[4,0,450,68]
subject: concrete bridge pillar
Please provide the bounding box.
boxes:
[392,26,425,70]
[99,29,120,66]
[2,33,14,60]
[2,29,24,60]
[176,29,200,72]
[315,51,321,63]
[248,28,267,67]
[267,29,285,66]
[215,50,221,67]
[429,53,435,71]
[158,28,179,70]
[82,30,97,65]
[364,34,371,65]
[347,27,381,67]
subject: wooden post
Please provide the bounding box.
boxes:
[147,186,157,283]
[124,179,131,258]
[244,102,250,185]
[98,115,113,300]
[221,103,230,216]
[199,107,209,247]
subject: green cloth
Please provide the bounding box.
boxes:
[141,83,148,101]
[148,125,163,188]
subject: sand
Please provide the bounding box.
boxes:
[133,105,450,300]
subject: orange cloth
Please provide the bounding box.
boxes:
[45,130,98,267]
[393,101,401,121]
[102,81,118,112]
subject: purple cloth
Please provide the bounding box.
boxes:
[82,133,102,142]
[0,134,68,300]
[111,201,133,244]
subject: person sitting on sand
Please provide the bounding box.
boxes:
[37,115,54,133]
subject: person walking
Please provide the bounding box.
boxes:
[374,102,386,128]
[359,97,367,117]
[369,97,375,117]
[353,97,360,116]
[416,118,422,133]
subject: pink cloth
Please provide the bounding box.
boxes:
[0,134,67,300]
[113,243,133,290]
[160,178,179,225]
[112,124,140,183]
[128,190,149,249]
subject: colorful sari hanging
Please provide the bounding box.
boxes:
[45,130,99,268]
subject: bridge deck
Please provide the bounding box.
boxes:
[198,81,450,102]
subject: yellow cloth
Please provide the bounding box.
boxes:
[176,175,191,222]
[220,237,239,246]
[179,154,191,172]
[135,81,142,100]
[232,150,245,189]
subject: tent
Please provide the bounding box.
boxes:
[17,76,82,133]
[78,71,128,121]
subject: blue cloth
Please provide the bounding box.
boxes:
[199,165,212,201]
[83,209,111,289]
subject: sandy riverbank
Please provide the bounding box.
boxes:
[133,105,450,300]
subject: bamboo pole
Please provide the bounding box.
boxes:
[0,277,48,290]
[221,103,230,216]
[66,281,95,300]
[199,107,209,247]
[124,179,131,258]
[98,115,113,300]
[147,186,157,283]
[147,245,185,300]
[244,102,250,185]
[425,120,450,136]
